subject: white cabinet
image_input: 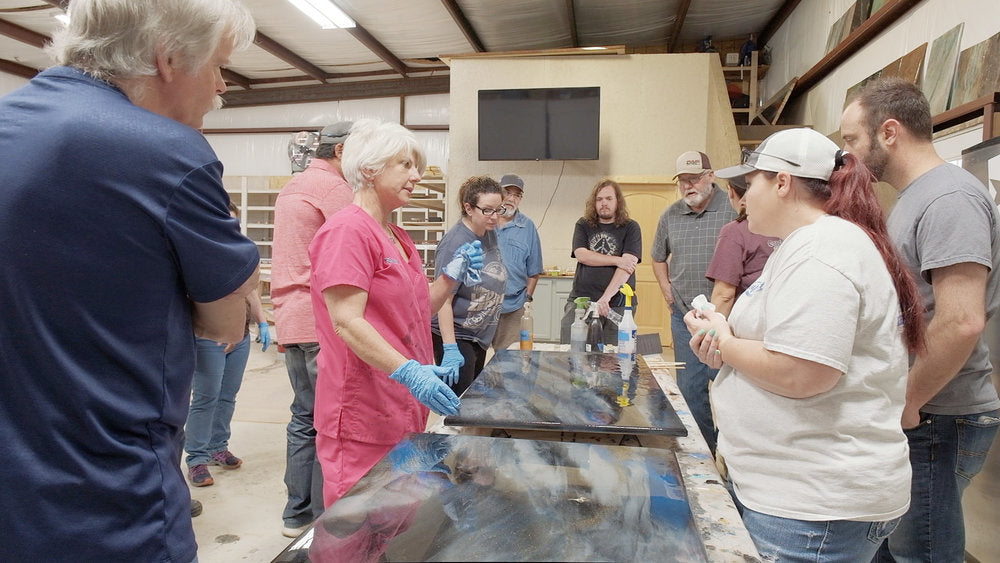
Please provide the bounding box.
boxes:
[532,276,574,342]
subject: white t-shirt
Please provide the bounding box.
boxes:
[713,215,911,521]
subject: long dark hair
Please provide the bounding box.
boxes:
[800,153,925,352]
[584,179,630,227]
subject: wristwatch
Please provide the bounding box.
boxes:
[526,294,533,302]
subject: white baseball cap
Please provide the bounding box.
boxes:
[715,128,843,182]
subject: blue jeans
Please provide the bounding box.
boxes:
[282,342,325,527]
[671,305,719,453]
[874,409,1000,562]
[742,507,899,562]
[185,335,250,466]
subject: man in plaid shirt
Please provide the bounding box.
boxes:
[652,151,736,454]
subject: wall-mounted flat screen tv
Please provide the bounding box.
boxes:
[478,87,600,161]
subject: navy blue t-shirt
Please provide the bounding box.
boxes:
[0,67,259,561]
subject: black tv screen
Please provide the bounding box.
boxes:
[478,87,600,160]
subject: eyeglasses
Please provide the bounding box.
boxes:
[742,147,801,168]
[473,204,507,216]
[677,172,708,186]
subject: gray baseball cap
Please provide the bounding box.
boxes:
[318,121,353,145]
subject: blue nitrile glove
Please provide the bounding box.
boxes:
[438,343,464,386]
[257,322,271,351]
[388,437,452,475]
[442,240,484,285]
[389,360,461,416]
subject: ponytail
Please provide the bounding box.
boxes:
[819,153,926,352]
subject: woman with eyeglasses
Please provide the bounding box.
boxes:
[431,176,509,395]
[684,128,925,561]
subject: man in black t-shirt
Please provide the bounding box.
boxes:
[561,179,642,344]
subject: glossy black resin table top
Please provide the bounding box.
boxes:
[277,432,707,562]
[444,350,686,436]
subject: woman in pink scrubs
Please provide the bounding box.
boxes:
[308,119,483,507]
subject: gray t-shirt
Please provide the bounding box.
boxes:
[888,163,1000,414]
[431,222,507,347]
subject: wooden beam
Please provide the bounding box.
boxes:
[791,0,920,99]
[565,0,579,48]
[220,75,450,108]
[41,0,67,9]
[0,58,39,80]
[758,0,802,49]
[440,45,625,66]
[0,17,50,49]
[440,0,485,52]
[253,31,329,83]
[668,0,692,53]
[221,68,252,90]
[346,24,408,77]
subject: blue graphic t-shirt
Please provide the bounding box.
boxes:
[432,221,507,346]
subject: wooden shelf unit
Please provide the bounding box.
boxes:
[392,171,447,278]
[722,50,769,125]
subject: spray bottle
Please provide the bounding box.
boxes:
[519,301,534,351]
[616,283,637,360]
[570,297,590,352]
[585,302,604,353]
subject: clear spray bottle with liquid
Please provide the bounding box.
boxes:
[519,301,533,351]
[570,297,590,352]
[616,283,637,360]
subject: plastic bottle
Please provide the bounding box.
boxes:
[570,297,590,352]
[519,301,533,351]
[586,303,604,353]
[616,283,637,360]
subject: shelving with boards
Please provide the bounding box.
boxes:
[722,50,769,125]
[224,175,289,262]
[392,166,447,279]
[224,175,288,317]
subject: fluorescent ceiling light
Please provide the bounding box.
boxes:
[287,0,355,29]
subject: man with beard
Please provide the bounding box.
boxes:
[652,151,737,453]
[841,77,1000,562]
[561,179,643,345]
[491,174,544,352]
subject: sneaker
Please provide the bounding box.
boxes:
[190,499,203,518]
[188,464,214,487]
[281,522,311,538]
[209,450,243,470]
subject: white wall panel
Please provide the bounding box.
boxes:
[404,94,450,125]
[204,97,401,128]
[207,133,293,176]
[0,74,29,97]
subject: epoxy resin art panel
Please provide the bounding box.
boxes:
[304,433,708,562]
[445,350,687,436]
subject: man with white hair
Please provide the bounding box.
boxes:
[0,1,259,560]
[652,151,737,454]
